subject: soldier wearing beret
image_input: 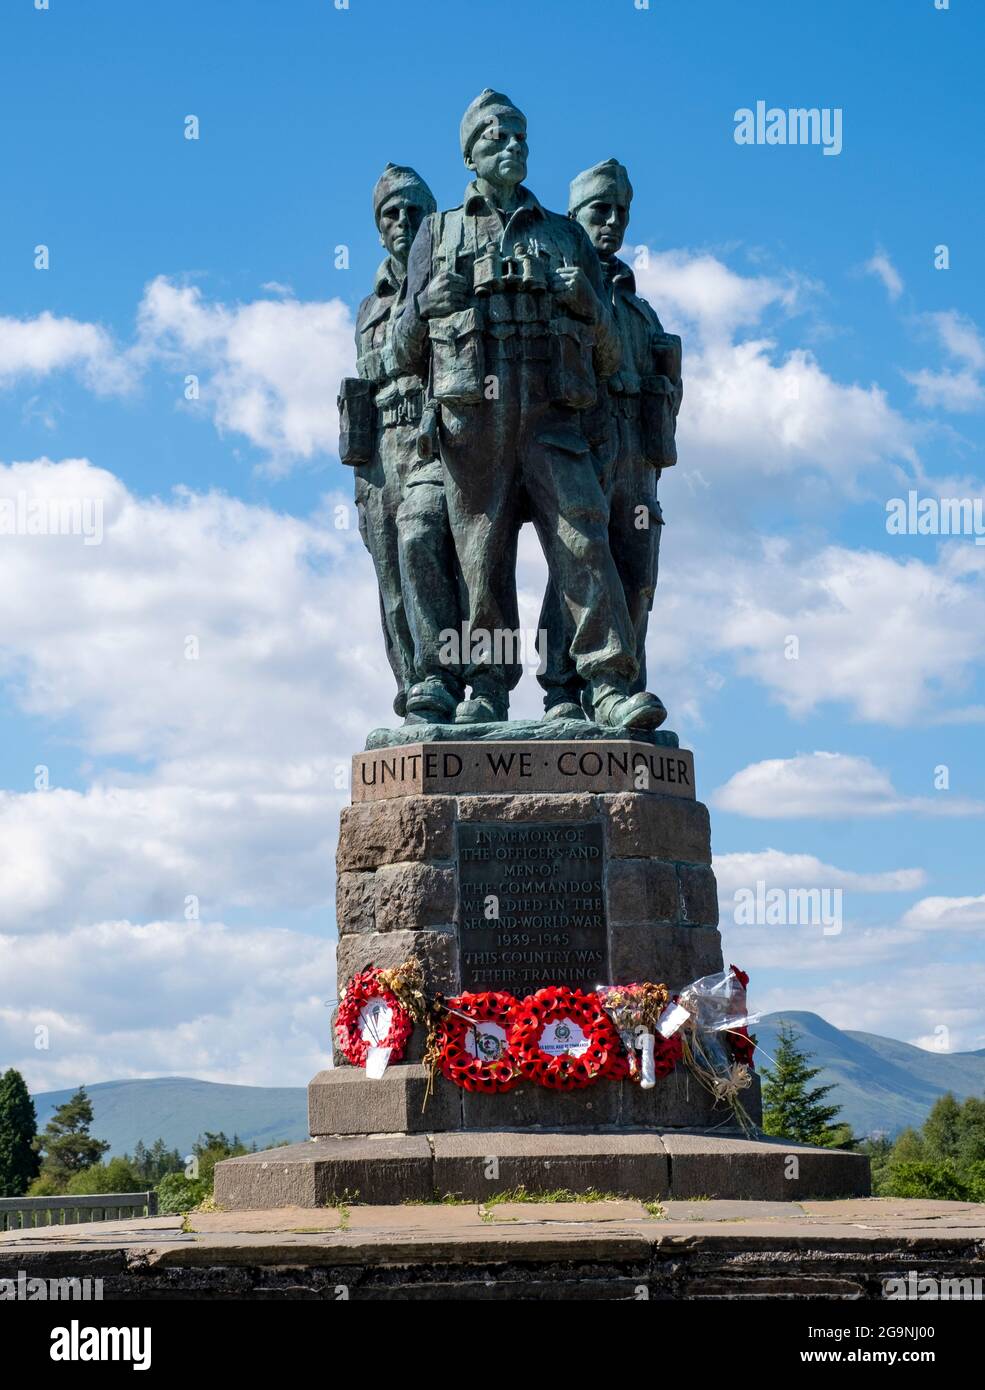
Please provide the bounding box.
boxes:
[394,93,667,731]
[338,165,464,723]
[538,159,682,719]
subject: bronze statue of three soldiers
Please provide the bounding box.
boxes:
[338,90,682,734]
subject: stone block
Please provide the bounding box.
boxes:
[336,871,376,934]
[677,864,720,927]
[337,797,454,871]
[661,1133,870,1201]
[431,1131,671,1201]
[308,1066,461,1136]
[336,929,459,999]
[608,924,723,992]
[214,1136,434,1209]
[374,862,456,933]
[457,793,598,823]
[462,1078,621,1131]
[602,794,712,864]
[352,740,694,801]
[606,859,680,924]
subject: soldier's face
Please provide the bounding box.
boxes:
[468,114,528,189]
[578,197,630,256]
[378,196,426,266]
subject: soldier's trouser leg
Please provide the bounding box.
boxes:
[438,391,523,701]
[606,419,662,694]
[521,410,637,691]
[397,462,465,699]
[354,434,416,713]
[535,580,582,710]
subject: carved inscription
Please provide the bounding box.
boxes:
[457,821,609,992]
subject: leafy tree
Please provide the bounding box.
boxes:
[883,1159,971,1202]
[922,1093,964,1161]
[65,1157,146,1196]
[35,1087,109,1187]
[124,1137,184,1184]
[156,1171,207,1215]
[761,1023,846,1146]
[0,1069,41,1196]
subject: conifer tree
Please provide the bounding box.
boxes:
[762,1023,846,1146]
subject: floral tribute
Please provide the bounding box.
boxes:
[433,991,522,1093]
[334,967,414,1067]
[509,985,625,1090]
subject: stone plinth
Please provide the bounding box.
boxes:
[214,736,870,1206]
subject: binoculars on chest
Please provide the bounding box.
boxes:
[471,241,552,296]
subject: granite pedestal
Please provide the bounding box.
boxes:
[216,734,869,1207]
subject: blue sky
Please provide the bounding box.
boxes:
[1,0,984,1093]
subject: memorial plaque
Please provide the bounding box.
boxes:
[457,821,609,993]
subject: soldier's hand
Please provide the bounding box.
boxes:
[419,271,469,319]
[552,265,597,320]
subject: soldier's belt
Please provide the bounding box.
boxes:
[379,398,424,428]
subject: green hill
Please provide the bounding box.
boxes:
[756,1012,985,1139]
[32,1076,307,1159]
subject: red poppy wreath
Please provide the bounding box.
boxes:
[434,991,521,1093]
[509,986,625,1090]
[335,967,413,1068]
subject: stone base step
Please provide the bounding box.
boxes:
[215,1129,870,1208]
[309,1064,762,1135]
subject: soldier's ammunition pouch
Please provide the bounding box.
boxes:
[430,306,486,405]
[639,374,679,468]
[337,377,375,466]
[651,332,682,385]
[547,315,597,411]
[376,379,424,429]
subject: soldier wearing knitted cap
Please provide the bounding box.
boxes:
[337,164,464,724]
[538,158,682,719]
[394,92,668,731]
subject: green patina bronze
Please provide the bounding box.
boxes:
[339,94,683,742]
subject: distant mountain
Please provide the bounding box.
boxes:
[756,1012,985,1139]
[31,1016,985,1156]
[32,1077,307,1159]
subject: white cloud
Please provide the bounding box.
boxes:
[901,894,985,931]
[0,457,388,762]
[706,542,985,726]
[713,751,985,819]
[905,311,985,413]
[714,848,925,893]
[0,782,341,933]
[904,367,984,412]
[135,276,355,466]
[0,311,134,394]
[632,249,914,494]
[862,248,904,303]
[748,963,985,1054]
[929,310,985,371]
[0,919,335,1090]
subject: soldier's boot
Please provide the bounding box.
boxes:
[404,676,460,725]
[456,674,509,725]
[543,688,586,723]
[591,683,668,732]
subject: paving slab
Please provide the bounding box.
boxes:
[188,1206,344,1233]
[481,1199,652,1224]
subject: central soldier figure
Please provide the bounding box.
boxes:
[394,89,667,731]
